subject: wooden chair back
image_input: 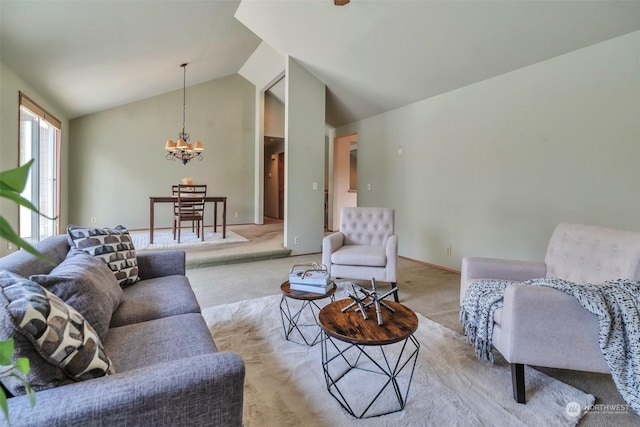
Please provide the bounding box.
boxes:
[174,184,207,220]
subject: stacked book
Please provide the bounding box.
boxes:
[289,263,332,294]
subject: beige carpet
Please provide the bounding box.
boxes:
[203,294,594,426]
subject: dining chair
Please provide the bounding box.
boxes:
[172,184,203,234]
[173,184,207,243]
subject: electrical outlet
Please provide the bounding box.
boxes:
[91,217,97,224]
[234,212,239,218]
[7,242,12,250]
[445,246,452,256]
[312,182,318,190]
[294,236,300,245]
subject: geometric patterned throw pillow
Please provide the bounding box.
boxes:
[30,249,124,341]
[0,271,115,382]
[67,224,139,287]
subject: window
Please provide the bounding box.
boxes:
[18,92,61,243]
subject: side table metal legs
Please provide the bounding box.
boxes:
[279,294,335,346]
[321,332,420,418]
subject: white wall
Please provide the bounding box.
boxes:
[238,41,286,224]
[285,57,326,254]
[0,62,69,257]
[337,31,640,271]
[68,74,255,230]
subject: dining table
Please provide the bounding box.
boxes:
[149,196,227,244]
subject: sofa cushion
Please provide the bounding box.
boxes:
[331,245,387,267]
[67,225,139,287]
[109,275,201,327]
[493,307,503,326]
[0,235,70,278]
[105,313,217,372]
[0,271,71,394]
[30,249,123,341]
[0,271,114,394]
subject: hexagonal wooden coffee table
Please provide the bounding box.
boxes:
[318,298,420,418]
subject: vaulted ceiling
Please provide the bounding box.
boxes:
[2,1,639,127]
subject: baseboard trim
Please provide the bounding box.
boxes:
[399,256,460,275]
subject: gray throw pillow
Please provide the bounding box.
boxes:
[30,249,123,341]
[0,271,114,395]
[67,224,139,287]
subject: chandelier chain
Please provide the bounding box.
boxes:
[182,63,187,138]
[165,62,203,165]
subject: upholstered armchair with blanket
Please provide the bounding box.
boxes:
[322,207,399,302]
[460,222,640,404]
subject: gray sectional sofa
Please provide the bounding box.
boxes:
[0,234,244,426]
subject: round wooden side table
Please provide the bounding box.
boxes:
[279,280,337,346]
[318,298,420,418]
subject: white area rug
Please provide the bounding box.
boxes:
[203,294,594,426]
[130,229,248,250]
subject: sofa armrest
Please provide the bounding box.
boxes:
[385,235,398,282]
[136,250,186,279]
[6,352,245,427]
[322,232,344,274]
[460,257,546,302]
[497,284,607,372]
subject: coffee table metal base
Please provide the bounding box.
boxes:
[279,295,335,346]
[321,332,420,418]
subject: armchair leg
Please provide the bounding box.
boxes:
[511,363,526,404]
[391,282,399,302]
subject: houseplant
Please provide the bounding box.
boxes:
[0,159,54,262]
[0,159,52,421]
[0,339,34,422]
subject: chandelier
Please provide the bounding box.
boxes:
[165,63,203,165]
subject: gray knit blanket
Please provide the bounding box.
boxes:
[460,278,640,414]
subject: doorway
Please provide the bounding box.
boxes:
[332,133,358,231]
[263,76,285,221]
[264,137,285,220]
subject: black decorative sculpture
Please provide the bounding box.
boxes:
[341,278,396,325]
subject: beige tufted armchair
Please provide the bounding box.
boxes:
[461,222,640,404]
[322,207,398,302]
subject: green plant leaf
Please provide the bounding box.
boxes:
[25,383,35,408]
[0,162,40,420]
[0,188,44,217]
[0,159,33,193]
[7,372,35,409]
[0,216,54,265]
[15,357,29,375]
[0,386,8,423]
[0,339,14,366]
[0,160,56,222]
